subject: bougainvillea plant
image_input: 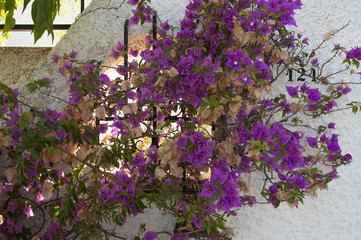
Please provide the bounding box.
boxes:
[0,0,360,239]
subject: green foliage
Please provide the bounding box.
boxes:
[0,0,80,43]
[31,0,60,42]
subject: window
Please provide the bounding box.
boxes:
[0,0,89,47]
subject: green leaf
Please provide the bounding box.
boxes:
[15,153,24,164]
[31,0,58,43]
[21,111,32,120]
[70,119,83,144]
[201,97,210,104]
[50,170,59,182]
[209,94,219,108]
[31,0,47,42]
[19,121,26,131]
[353,106,358,114]
[79,180,87,193]
[342,59,350,65]
[27,83,38,93]
[30,149,40,160]
[317,125,327,134]
[3,16,16,33]
[23,0,31,13]
[0,82,17,101]
[131,198,146,213]
[21,136,31,148]
[5,0,16,11]
[71,188,79,203]
[84,152,95,164]
[352,59,360,69]
[117,192,131,198]
[67,197,76,215]
[199,103,208,113]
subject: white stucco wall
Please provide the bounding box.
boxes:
[4,0,361,239]
[0,47,51,86]
[228,1,361,240]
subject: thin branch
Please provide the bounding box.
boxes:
[53,145,130,188]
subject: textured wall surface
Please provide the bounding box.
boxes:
[2,0,361,239]
[0,47,51,86]
[228,1,361,240]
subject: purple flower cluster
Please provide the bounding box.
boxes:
[41,222,67,240]
[200,159,252,213]
[177,130,214,168]
[99,171,138,217]
[286,83,345,113]
[0,0,355,239]
[345,47,361,60]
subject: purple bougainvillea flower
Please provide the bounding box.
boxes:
[171,233,190,240]
[327,135,341,153]
[129,48,139,57]
[111,116,127,136]
[328,168,339,179]
[225,50,242,70]
[236,72,254,85]
[262,99,275,108]
[320,133,328,143]
[343,154,352,163]
[42,77,54,84]
[98,123,108,134]
[7,202,18,212]
[9,87,20,98]
[307,103,318,111]
[286,85,299,97]
[109,48,120,59]
[35,192,45,202]
[326,153,336,161]
[293,172,309,189]
[129,11,140,25]
[302,37,309,45]
[68,51,78,59]
[109,85,119,95]
[24,205,34,219]
[311,58,319,67]
[160,20,170,31]
[307,88,321,102]
[177,202,186,211]
[328,122,336,129]
[342,86,352,95]
[56,129,68,141]
[51,54,61,63]
[306,136,318,147]
[191,215,203,229]
[5,218,22,233]
[199,180,216,197]
[300,83,309,92]
[334,44,341,51]
[5,110,20,127]
[155,111,165,122]
[176,118,185,127]
[324,99,338,112]
[177,136,188,148]
[280,100,293,114]
[345,47,361,60]
[127,0,139,6]
[144,231,158,240]
[99,74,111,86]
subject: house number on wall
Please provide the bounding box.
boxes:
[286,68,317,82]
